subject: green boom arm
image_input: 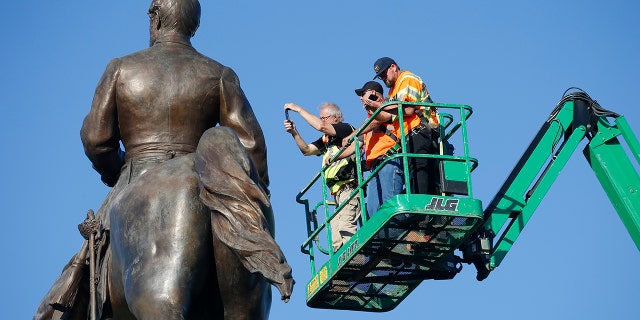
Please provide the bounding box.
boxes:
[465,89,640,280]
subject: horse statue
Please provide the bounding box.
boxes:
[34,1,293,319]
[36,128,293,320]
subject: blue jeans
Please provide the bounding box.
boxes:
[366,157,404,217]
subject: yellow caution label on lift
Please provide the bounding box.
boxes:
[319,266,328,284]
[307,274,319,296]
[307,265,329,297]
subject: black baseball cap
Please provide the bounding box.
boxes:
[354,81,383,96]
[373,57,396,80]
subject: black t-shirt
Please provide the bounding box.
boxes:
[311,122,354,154]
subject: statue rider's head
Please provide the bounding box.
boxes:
[148,0,201,45]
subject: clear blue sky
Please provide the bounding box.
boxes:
[1,1,638,319]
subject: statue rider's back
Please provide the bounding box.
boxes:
[82,36,269,189]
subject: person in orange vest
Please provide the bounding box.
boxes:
[364,57,440,195]
[352,81,405,216]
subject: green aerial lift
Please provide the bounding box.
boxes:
[294,88,640,312]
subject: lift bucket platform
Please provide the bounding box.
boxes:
[306,194,484,312]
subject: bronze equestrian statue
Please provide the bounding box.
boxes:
[34,0,294,319]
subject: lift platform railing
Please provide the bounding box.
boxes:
[295,101,485,311]
[296,102,478,268]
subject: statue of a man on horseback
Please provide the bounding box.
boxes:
[34,1,294,319]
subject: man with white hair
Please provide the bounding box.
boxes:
[284,102,361,252]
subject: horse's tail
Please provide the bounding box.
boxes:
[194,126,294,302]
[34,242,90,320]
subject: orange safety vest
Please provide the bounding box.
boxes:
[388,71,439,137]
[364,121,398,168]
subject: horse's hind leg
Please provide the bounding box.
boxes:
[211,234,272,320]
[109,157,213,320]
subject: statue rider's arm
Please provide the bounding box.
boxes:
[80,58,124,187]
[218,67,270,191]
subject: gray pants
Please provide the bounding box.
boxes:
[331,183,361,252]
